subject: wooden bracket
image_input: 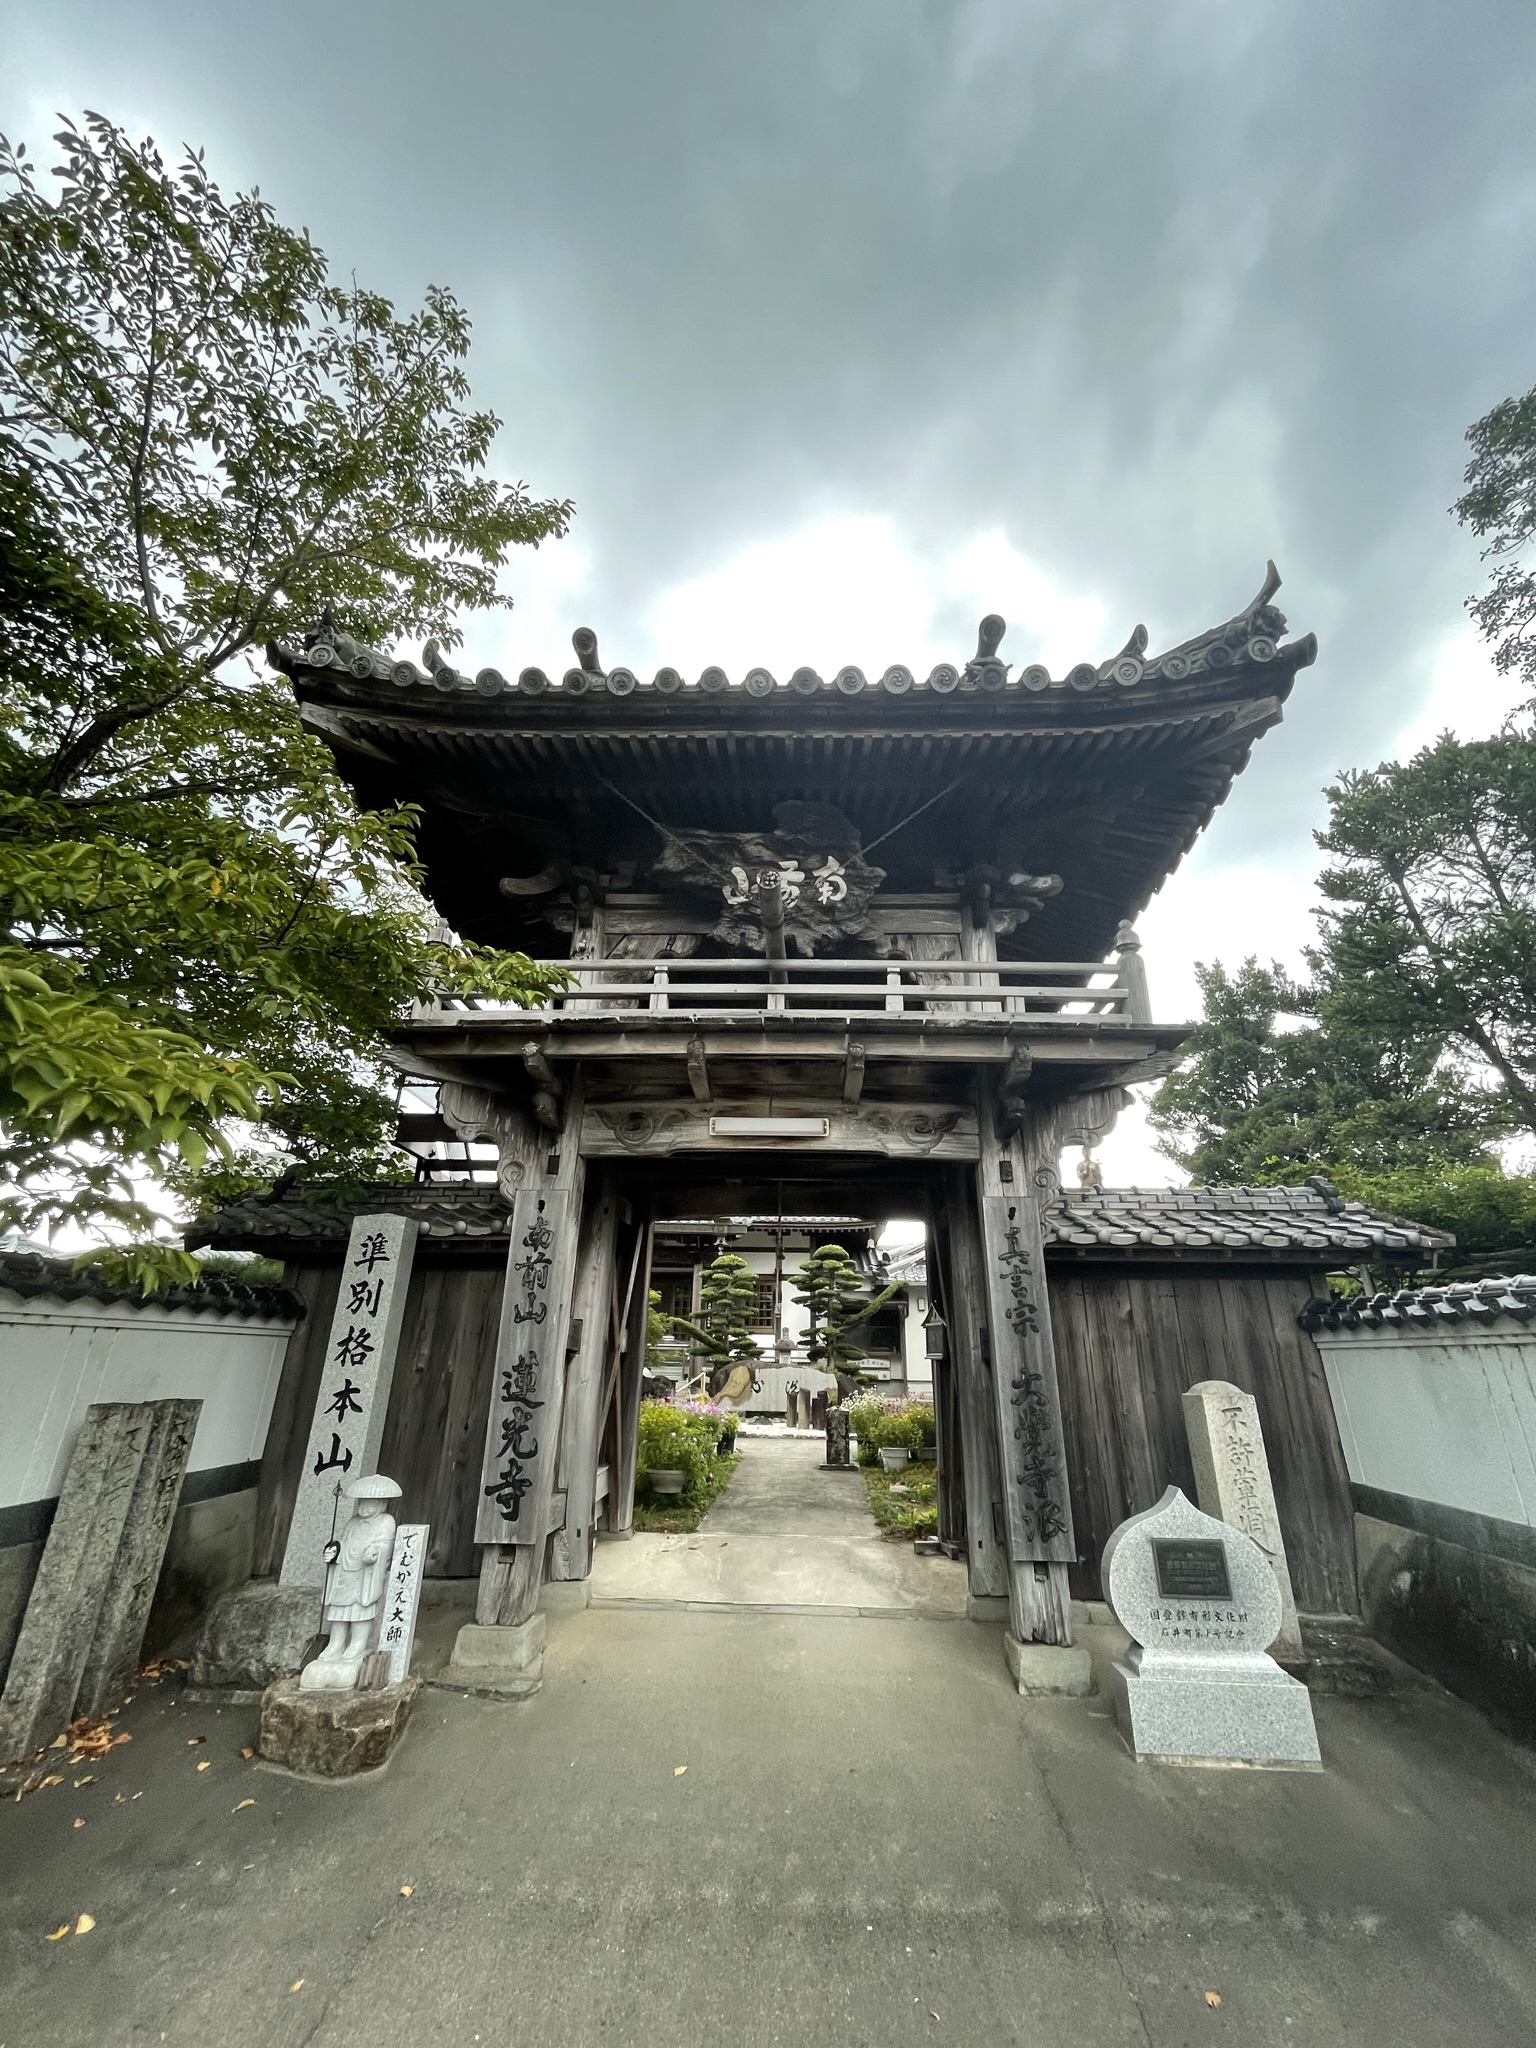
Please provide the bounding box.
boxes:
[523,1038,564,1131]
[841,1041,867,1105]
[686,1036,711,1103]
[994,1046,1032,1143]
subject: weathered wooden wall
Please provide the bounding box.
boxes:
[1047,1264,1358,1615]
[253,1258,503,1581]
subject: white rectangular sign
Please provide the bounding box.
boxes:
[377,1522,428,1686]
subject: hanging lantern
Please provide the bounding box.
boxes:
[923,1304,947,1359]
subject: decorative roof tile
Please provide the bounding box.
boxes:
[1301,1274,1536,1333]
[0,1251,305,1321]
[191,1179,1449,1264]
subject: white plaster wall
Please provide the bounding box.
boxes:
[1316,1327,1536,1527]
[0,1290,295,1509]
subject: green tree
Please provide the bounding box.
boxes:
[1456,380,1536,701]
[0,116,571,1274]
[666,1252,762,1383]
[791,1243,901,1398]
[1149,956,1500,1184]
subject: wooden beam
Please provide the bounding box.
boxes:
[841,1040,866,1104]
[549,1169,622,1583]
[686,1036,711,1103]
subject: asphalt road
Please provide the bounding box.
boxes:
[3,1598,1536,2048]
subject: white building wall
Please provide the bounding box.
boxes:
[0,1290,295,1510]
[1315,1326,1536,1527]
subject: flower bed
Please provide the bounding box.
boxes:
[845,1395,935,1466]
[632,1397,742,1532]
[861,1462,939,1542]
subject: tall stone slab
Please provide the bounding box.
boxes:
[1183,1379,1303,1660]
[0,1403,157,1762]
[76,1399,202,1716]
[281,1213,419,1589]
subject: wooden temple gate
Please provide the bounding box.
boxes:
[227,566,1405,1659]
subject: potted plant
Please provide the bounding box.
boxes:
[878,1444,910,1471]
[647,1467,687,1495]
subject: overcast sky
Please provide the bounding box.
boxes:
[7,1,1536,1184]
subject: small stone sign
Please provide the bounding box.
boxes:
[1102,1486,1320,1770]
[281,1214,419,1588]
[377,1523,428,1686]
[824,1408,851,1468]
[1182,1379,1302,1660]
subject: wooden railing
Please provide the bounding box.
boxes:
[420,956,1147,1023]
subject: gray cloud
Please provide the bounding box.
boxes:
[7,0,1536,875]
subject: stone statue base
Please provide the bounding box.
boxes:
[259,1675,421,1779]
[185,1582,323,1702]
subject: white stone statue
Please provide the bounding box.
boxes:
[298,1473,401,1691]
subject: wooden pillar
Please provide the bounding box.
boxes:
[975,1071,1077,1647]
[932,1166,1007,1599]
[923,1200,967,1552]
[474,1077,587,1628]
[549,1169,622,1582]
[608,1211,655,1535]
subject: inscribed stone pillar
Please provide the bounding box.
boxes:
[0,1404,159,1763]
[281,1213,419,1589]
[75,1398,202,1716]
[1182,1380,1303,1661]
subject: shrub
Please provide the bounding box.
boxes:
[637,1398,723,1496]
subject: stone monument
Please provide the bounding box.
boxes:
[0,1399,201,1762]
[1182,1379,1303,1662]
[1102,1486,1320,1770]
[823,1407,851,1469]
[377,1523,428,1686]
[189,1211,419,1696]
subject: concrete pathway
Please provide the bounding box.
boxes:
[5,1605,1536,2047]
[590,1434,966,1618]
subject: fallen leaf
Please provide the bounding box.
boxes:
[233,1799,255,1812]
[74,1913,94,1935]
[289,1978,304,1994]
[399,1884,414,1897]
[73,1775,97,1787]
[45,1923,70,1942]
[50,1735,68,1749]
[930,2016,941,2024]
[196,1761,211,1773]
[131,1791,143,1800]
[72,1817,85,1830]
[113,1794,126,1806]
[1204,1991,1223,2008]
[673,1765,688,1777]
[186,1737,206,1748]
[240,1747,255,1761]
[41,1774,63,1789]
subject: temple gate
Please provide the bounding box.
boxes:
[254,569,1331,1669]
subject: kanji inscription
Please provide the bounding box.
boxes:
[980,1193,1076,1565]
[475,1188,579,1546]
[280,1212,420,1588]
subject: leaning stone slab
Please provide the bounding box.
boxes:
[1182,1379,1303,1660]
[0,1403,157,1763]
[259,1675,420,1778]
[1103,1485,1320,1770]
[440,1616,546,1697]
[76,1399,201,1718]
[1004,1636,1093,1697]
[186,1582,323,1700]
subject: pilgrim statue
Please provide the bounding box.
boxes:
[298,1472,402,1691]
